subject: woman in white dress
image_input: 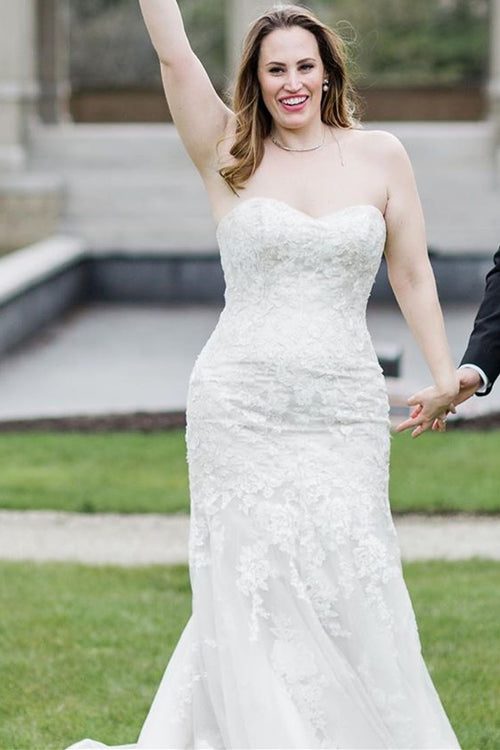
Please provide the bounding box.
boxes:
[66,2,461,748]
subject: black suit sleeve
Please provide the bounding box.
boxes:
[460,247,500,395]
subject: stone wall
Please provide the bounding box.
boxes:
[0,175,62,255]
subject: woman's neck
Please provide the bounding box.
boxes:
[270,121,326,151]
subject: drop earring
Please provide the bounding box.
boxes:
[323,79,329,92]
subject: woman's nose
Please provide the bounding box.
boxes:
[284,71,301,90]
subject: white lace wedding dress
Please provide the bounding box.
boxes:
[66,198,460,750]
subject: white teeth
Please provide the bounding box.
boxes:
[282,96,307,106]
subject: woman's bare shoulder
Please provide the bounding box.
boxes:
[346,127,407,160]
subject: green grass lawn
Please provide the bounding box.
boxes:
[0,562,191,750]
[0,559,498,750]
[0,429,499,515]
[389,428,500,514]
[0,432,189,514]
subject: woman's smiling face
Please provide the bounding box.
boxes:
[257,26,326,130]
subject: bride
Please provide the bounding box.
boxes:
[66,2,461,748]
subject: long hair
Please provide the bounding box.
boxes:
[219,4,357,193]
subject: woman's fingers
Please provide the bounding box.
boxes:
[399,404,453,437]
[407,391,427,407]
[396,411,434,436]
[395,415,418,433]
[412,418,434,438]
[397,388,456,437]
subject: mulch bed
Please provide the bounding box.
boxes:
[446,412,500,431]
[0,411,186,433]
[0,410,498,433]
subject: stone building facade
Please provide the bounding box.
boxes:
[1,0,499,254]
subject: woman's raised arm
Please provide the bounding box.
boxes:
[138,0,232,172]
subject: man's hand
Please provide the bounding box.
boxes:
[453,367,482,405]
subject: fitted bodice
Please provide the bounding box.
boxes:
[216,197,386,314]
[195,197,386,373]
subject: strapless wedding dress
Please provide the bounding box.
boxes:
[66,198,460,749]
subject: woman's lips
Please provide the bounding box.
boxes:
[279,95,309,113]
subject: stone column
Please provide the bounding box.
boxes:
[0,0,39,170]
[0,0,63,254]
[37,0,72,124]
[226,0,277,82]
[490,0,500,148]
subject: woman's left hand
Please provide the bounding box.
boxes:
[395,382,459,438]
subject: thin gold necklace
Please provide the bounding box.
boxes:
[270,127,345,166]
[270,127,326,153]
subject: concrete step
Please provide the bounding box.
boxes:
[32,122,496,170]
[30,124,216,250]
[370,120,496,166]
[57,215,216,252]
[29,123,192,171]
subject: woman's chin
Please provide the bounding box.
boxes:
[274,114,317,131]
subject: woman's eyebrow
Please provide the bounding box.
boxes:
[265,57,316,66]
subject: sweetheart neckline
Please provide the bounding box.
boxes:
[215,197,385,235]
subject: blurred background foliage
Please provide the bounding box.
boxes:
[70,0,226,90]
[70,0,489,92]
[313,0,490,85]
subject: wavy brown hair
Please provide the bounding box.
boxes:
[219,4,357,193]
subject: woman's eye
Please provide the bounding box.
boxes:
[268,63,313,74]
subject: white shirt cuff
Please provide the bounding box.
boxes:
[459,364,489,394]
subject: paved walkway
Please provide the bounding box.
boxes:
[1,510,498,566]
